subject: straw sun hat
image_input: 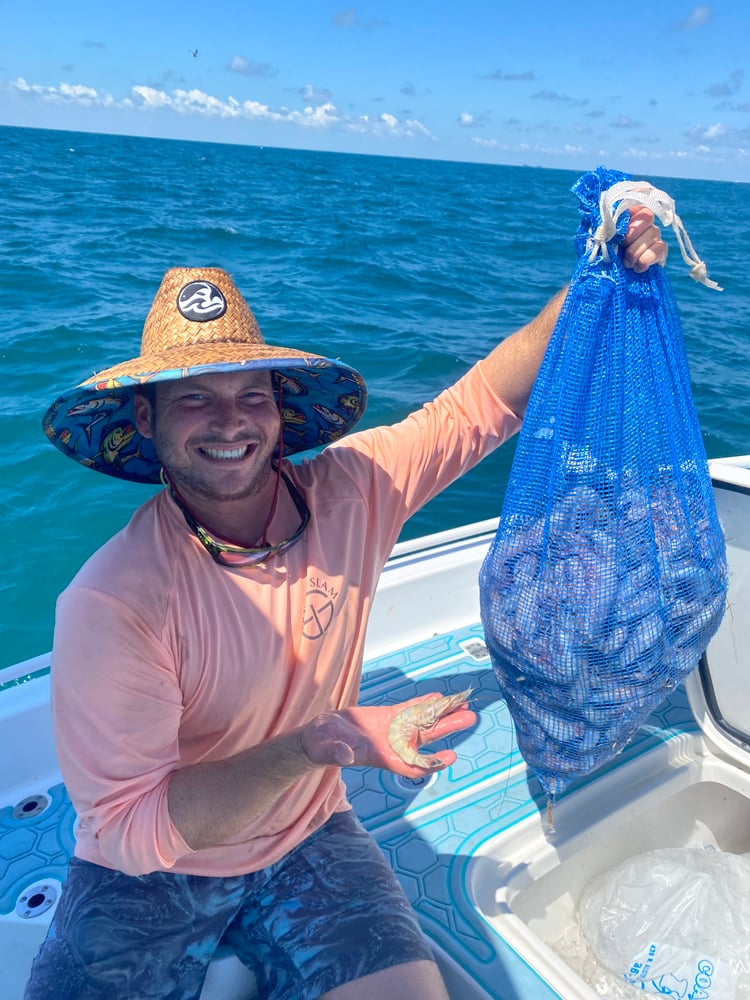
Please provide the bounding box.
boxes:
[42,267,367,484]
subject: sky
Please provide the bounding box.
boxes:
[1,1,749,182]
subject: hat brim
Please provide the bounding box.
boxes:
[43,353,367,483]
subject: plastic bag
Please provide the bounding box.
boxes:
[479,167,728,800]
[579,846,750,998]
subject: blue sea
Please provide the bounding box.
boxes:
[2,125,749,671]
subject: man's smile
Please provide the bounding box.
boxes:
[198,444,255,461]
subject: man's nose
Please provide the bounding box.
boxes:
[210,397,248,430]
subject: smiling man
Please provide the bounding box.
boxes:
[136,371,287,539]
[30,209,666,1000]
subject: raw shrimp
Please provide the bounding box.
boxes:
[387,688,473,770]
[480,470,728,798]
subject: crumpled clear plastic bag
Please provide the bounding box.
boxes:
[579,846,750,999]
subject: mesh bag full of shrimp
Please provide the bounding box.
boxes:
[479,167,728,802]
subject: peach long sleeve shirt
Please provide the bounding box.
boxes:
[51,362,520,876]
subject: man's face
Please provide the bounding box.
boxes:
[134,370,281,505]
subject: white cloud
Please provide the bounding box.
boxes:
[533,89,573,103]
[469,137,584,157]
[228,56,276,77]
[622,145,716,164]
[59,83,101,103]
[333,7,358,28]
[686,122,732,143]
[611,115,643,129]
[332,7,387,30]
[301,83,333,103]
[622,147,651,159]
[680,5,711,29]
[458,110,490,128]
[8,76,433,141]
[298,102,341,127]
[347,111,434,139]
[131,86,170,109]
[704,123,730,139]
[12,77,115,106]
[484,69,535,82]
[404,118,434,139]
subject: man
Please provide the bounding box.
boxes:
[28,209,666,1000]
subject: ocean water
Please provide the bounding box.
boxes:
[2,125,749,671]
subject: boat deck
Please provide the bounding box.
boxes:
[1,620,700,1000]
[352,619,699,999]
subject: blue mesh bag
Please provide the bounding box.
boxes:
[479,167,728,802]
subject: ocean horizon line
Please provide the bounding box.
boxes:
[2,121,743,188]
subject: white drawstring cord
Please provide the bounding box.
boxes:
[586,179,723,291]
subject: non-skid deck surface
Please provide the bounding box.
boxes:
[1,624,699,998]
[350,621,700,997]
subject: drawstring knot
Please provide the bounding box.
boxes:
[586,179,722,291]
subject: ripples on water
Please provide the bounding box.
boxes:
[1,126,748,667]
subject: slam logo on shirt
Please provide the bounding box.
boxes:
[177,281,227,322]
[302,578,338,640]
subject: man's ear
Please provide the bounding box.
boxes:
[133,391,154,438]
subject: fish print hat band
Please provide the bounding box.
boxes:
[42,267,367,483]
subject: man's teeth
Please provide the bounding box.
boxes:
[202,446,248,459]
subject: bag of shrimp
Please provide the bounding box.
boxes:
[478,167,728,806]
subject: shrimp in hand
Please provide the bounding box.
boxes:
[387,688,473,770]
[300,689,475,777]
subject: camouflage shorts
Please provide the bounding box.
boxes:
[24,809,433,1000]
